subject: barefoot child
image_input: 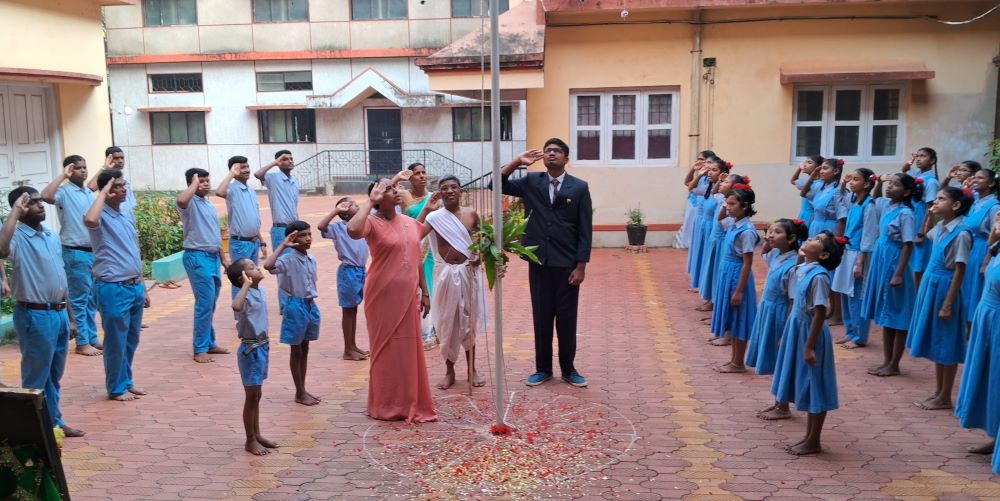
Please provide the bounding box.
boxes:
[702,171,744,345]
[711,183,760,373]
[688,157,727,293]
[263,221,321,406]
[784,231,845,455]
[832,168,877,348]
[229,259,278,455]
[961,169,999,320]
[747,219,805,377]
[319,198,370,361]
[956,213,1000,454]
[862,173,920,377]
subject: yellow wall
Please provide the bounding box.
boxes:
[0,0,114,172]
[528,3,1000,241]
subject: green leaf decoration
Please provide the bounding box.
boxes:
[469,208,537,289]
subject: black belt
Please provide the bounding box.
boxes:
[231,235,258,242]
[117,277,143,286]
[273,223,288,228]
[18,301,66,311]
[184,248,219,256]
[62,245,93,252]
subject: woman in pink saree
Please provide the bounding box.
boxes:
[346,179,436,423]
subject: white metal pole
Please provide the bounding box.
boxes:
[489,0,506,427]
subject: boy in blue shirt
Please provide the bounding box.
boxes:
[319,198,370,361]
[217,156,267,265]
[229,258,278,455]
[263,221,321,406]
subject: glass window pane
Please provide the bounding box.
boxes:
[795,126,822,157]
[257,73,285,92]
[577,131,599,161]
[144,0,161,25]
[835,90,861,121]
[390,0,407,17]
[187,113,206,143]
[873,89,900,121]
[452,0,471,17]
[612,95,635,126]
[871,125,898,156]
[833,125,859,156]
[500,106,512,141]
[252,0,271,21]
[796,90,824,122]
[151,113,171,144]
[168,113,188,143]
[284,71,312,90]
[648,94,672,125]
[576,96,600,126]
[648,129,670,159]
[289,0,308,20]
[611,130,635,160]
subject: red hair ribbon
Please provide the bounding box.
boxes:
[834,235,850,246]
[792,219,806,227]
[743,176,752,184]
[725,161,733,169]
[963,188,975,197]
[869,174,878,182]
[733,183,751,191]
[836,159,845,166]
[914,177,924,185]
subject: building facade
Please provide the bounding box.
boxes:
[103,0,528,192]
[420,0,1000,246]
[0,0,126,189]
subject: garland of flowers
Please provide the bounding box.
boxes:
[468,208,540,290]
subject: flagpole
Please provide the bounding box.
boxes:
[489,0,506,427]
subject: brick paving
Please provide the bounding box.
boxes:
[2,193,999,500]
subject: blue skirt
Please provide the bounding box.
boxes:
[954,303,1000,435]
[699,236,723,301]
[687,217,707,288]
[906,271,967,365]
[710,258,757,341]
[963,237,990,319]
[793,320,839,413]
[745,298,789,375]
[861,240,916,330]
[771,313,802,404]
[808,217,837,238]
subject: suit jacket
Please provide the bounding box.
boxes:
[495,171,593,267]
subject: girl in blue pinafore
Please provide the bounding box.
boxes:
[907,187,974,411]
[679,150,716,249]
[832,168,878,348]
[711,184,760,373]
[957,216,1000,456]
[962,168,999,320]
[687,158,727,290]
[906,147,941,283]
[791,155,824,226]
[802,158,846,237]
[747,219,806,376]
[861,172,920,378]
[700,172,745,333]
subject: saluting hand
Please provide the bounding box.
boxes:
[282,230,302,250]
[10,193,30,216]
[516,149,544,166]
[425,191,443,211]
[368,181,387,204]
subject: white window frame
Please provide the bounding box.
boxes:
[569,89,679,167]
[791,83,906,163]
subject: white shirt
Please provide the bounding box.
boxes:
[548,172,566,204]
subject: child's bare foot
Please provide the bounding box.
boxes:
[787,442,822,455]
[75,344,102,356]
[343,351,367,361]
[915,397,953,410]
[842,341,864,349]
[757,403,777,415]
[128,386,147,396]
[306,391,322,402]
[709,337,731,347]
[256,435,278,449]
[354,348,370,357]
[695,302,712,312]
[245,438,270,456]
[207,346,230,355]
[785,438,806,450]
[834,336,849,344]
[437,372,456,390]
[62,425,86,438]
[193,353,214,363]
[713,362,746,373]
[111,393,138,401]
[93,342,104,350]
[873,366,901,377]
[867,363,888,375]
[759,407,792,420]
[472,370,486,387]
[968,440,996,454]
[295,393,320,406]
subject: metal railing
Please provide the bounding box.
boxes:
[461,166,527,220]
[293,149,474,192]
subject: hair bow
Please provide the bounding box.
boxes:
[834,235,850,246]
[914,177,924,185]
[836,159,845,166]
[725,161,733,169]
[732,183,752,191]
[869,174,878,182]
[742,176,752,184]
[792,219,806,227]
[963,188,975,197]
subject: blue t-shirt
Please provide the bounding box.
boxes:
[9,223,68,303]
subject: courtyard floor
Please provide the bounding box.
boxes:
[2,193,999,500]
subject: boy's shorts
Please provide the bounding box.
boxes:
[280,296,321,345]
[337,264,366,308]
[237,340,269,387]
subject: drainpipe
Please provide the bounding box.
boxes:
[689,9,703,162]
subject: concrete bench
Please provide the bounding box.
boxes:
[151,251,187,284]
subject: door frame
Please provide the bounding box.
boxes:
[0,82,61,187]
[363,106,402,176]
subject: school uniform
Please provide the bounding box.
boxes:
[860,198,917,330]
[909,170,941,273]
[787,263,838,413]
[906,218,972,365]
[710,217,759,341]
[54,182,98,347]
[263,170,298,309]
[687,190,718,289]
[962,194,999,318]
[795,178,824,226]
[236,286,269,387]
[679,176,708,248]
[225,179,263,264]
[745,249,797,375]
[269,250,320,345]
[955,251,1000,436]
[9,222,71,427]
[90,205,145,398]
[178,195,223,355]
[698,193,728,303]
[832,195,877,345]
[321,220,369,308]
[807,182,847,237]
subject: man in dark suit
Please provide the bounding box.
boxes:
[495,138,593,387]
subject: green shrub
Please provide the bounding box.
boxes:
[133,192,184,277]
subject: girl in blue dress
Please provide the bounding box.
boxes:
[942,160,980,190]
[790,155,824,225]
[780,231,845,455]
[711,183,760,373]
[962,168,999,320]
[832,168,878,349]
[906,187,974,411]
[862,173,921,377]
[756,219,809,421]
[700,173,746,342]
[905,147,941,287]
[957,213,1000,455]
[801,158,847,237]
[679,150,716,248]
[687,157,728,291]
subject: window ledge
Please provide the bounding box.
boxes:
[138,106,211,112]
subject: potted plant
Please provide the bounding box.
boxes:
[626,207,647,246]
[219,214,229,254]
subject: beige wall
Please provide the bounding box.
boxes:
[528,3,1000,243]
[0,0,115,176]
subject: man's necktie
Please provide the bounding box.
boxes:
[551,179,561,207]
